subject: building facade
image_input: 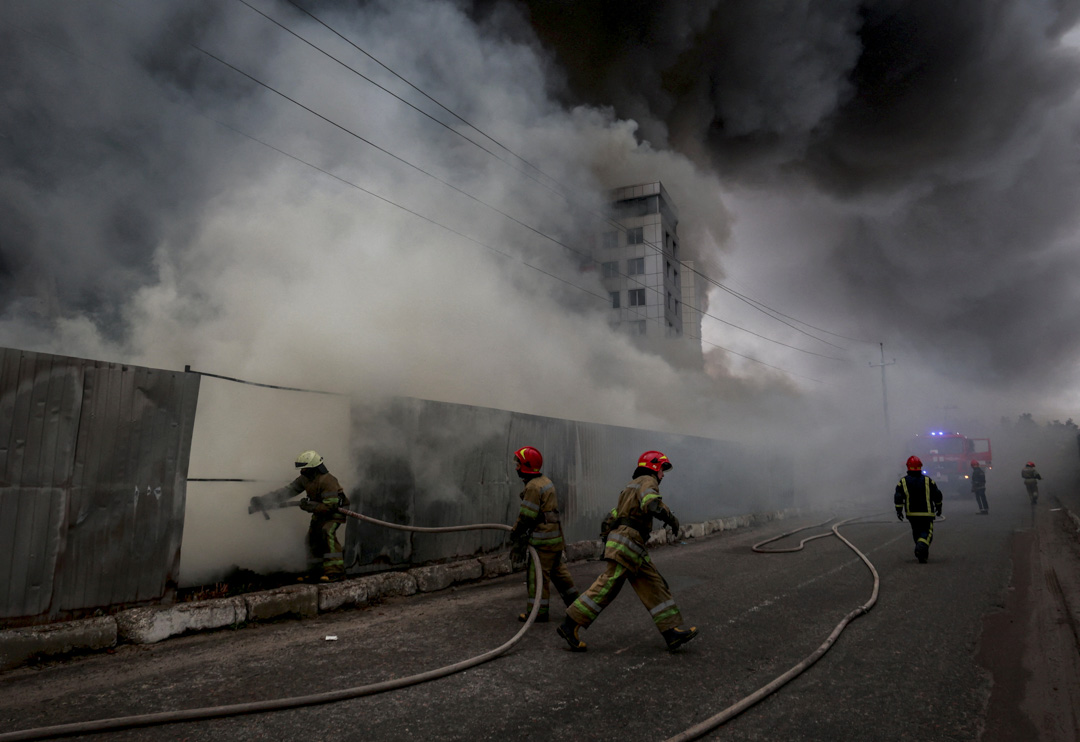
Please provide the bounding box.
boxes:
[597,182,703,359]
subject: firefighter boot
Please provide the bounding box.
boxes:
[557,617,587,652]
[662,626,699,651]
[519,611,550,623]
[915,543,929,564]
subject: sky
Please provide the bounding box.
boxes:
[3,0,1080,450]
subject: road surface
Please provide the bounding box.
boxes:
[3,490,1079,741]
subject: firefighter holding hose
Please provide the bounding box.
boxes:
[508,446,579,622]
[558,450,698,652]
[894,455,943,564]
[249,450,350,582]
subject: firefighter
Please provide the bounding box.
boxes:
[249,450,349,581]
[557,451,698,652]
[1021,461,1042,504]
[894,455,943,564]
[508,446,579,622]
[970,459,988,514]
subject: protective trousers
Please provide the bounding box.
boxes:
[525,550,579,617]
[567,558,683,633]
[907,516,934,552]
[306,518,345,577]
[1024,480,1039,503]
[974,488,988,512]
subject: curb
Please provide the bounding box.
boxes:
[0,507,798,671]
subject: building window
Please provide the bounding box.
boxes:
[667,291,673,309]
[634,320,647,335]
[666,260,672,278]
[610,291,620,309]
[675,299,680,316]
[602,261,618,277]
[672,241,678,258]
[629,288,646,306]
[603,231,619,249]
[627,257,645,275]
[627,227,644,245]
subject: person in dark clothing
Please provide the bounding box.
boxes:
[970,459,988,514]
[1021,461,1042,504]
[894,455,943,564]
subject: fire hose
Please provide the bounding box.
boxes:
[662,514,884,742]
[0,511,543,742]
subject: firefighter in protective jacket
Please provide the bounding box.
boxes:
[249,450,349,581]
[508,446,579,622]
[558,451,698,652]
[895,455,943,564]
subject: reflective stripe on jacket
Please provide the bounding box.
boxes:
[512,475,564,551]
[603,474,673,571]
[895,474,941,517]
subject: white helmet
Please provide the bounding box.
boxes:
[295,450,324,469]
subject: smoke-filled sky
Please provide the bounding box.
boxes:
[3,0,1080,446]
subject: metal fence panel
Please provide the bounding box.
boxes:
[0,348,200,626]
[346,397,795,570]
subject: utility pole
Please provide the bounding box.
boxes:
[869,343,896,436]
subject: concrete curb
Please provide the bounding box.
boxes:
[0,507,798,671]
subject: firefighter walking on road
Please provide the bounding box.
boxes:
[249,450,350,581]
[558,451,698,652]
[971,459,988,514]
[508,446,579,622]
[895,455,943,564]
[1022,461,1042,504]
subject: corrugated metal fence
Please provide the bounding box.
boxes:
[0,348,200,627]
[346,397,794,572]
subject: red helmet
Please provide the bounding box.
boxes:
[513,446,543,474]
[1026,461,1035,467]
[906,455,922,471]
[970,459,980,468]
[638,450,672,473]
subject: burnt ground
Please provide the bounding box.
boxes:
[979,497,1080,742]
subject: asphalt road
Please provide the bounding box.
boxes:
[3,490,1078,742]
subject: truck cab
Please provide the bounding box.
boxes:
[906,431,992,498]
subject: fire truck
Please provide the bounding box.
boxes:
[905,431,993,498]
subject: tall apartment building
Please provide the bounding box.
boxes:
[597,182,703,361]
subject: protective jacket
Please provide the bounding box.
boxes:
[265,471,348,524]
[971,467,986,492]
[600,474,678,571]
[1021,465,1042,484]
[510,474,564,551]
[894,473,943,517]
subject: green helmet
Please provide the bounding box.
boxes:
[295,450,324,469]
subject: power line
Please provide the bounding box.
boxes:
[191,43,848,364]
[238,0,862,353]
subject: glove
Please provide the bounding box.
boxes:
[667,516,681,537]
[248,496,264,515]
[935,505,942,517]
[896,509,905,521]
[299,498,318,513]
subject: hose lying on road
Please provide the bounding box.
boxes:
[664,514,885,742]
[0,512,542,742]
